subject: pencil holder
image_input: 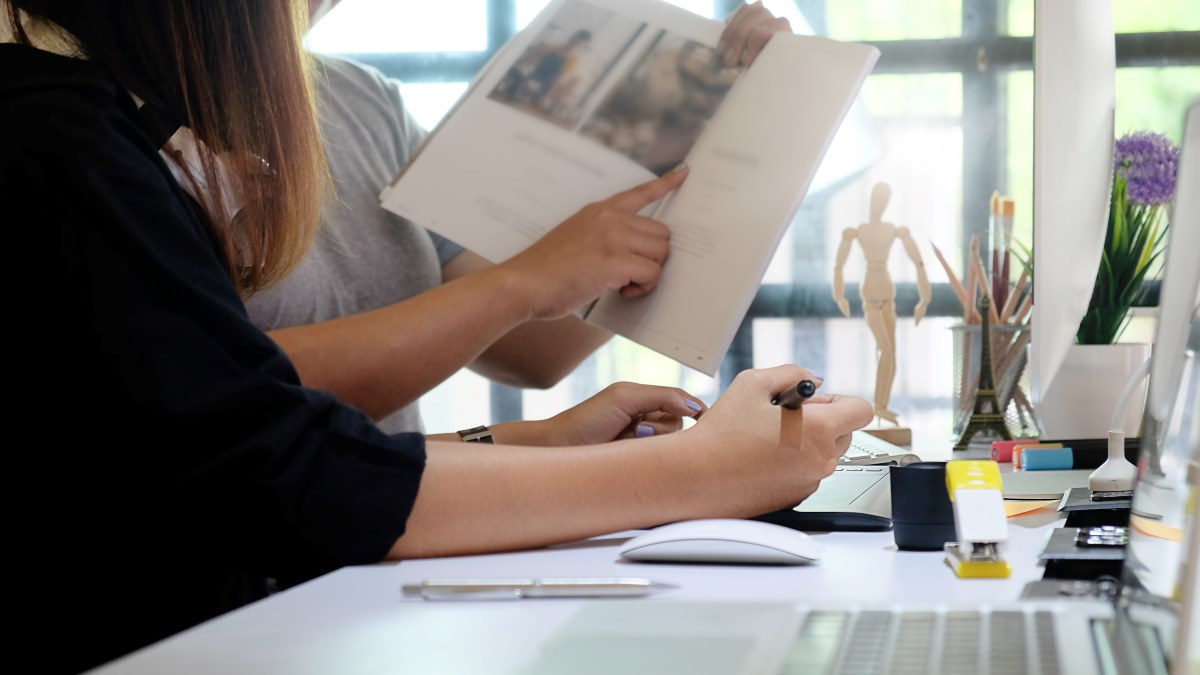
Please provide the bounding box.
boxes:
[950,322,1038,443]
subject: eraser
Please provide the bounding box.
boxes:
[1020,447,1074,471]
[991,439,1037,463]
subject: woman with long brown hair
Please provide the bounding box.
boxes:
[0,1,870,671]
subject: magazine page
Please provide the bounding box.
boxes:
[379,0,728,262]
[380,0,879,375]
[585,35,880,374]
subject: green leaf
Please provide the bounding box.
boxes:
[1098,255,1117,306]
[1136,208,1165,273]
[1109,177,1129,252]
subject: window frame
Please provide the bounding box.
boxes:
[329,0,1198,421]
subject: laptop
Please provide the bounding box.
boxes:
[519,99,1200,675]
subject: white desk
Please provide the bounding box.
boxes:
[90,509,1067,675]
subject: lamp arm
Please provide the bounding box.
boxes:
[1110,356,1153,434]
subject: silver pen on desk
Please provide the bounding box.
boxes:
[401,577,677,601]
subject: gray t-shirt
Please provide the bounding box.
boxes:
[246,53,463,434]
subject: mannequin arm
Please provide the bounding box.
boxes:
[898,227,932,324]
[832,229,855,318]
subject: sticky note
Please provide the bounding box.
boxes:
[1004,500,1058,517]
[1130,515,1184,542]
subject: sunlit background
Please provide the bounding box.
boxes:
[305,0,1198,445]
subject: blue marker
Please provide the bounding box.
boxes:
[1020,447,1075,471]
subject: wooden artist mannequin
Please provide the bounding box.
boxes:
[833,183,932,437]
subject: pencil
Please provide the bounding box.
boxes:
[931,241,972,320]
[967,234,983,323]
[999,269,1029,323]
[990,192,1002,308]
[965,266,979,324]
[996,329,1031,384]
[1014,291,1034,324]
[997,197,1015,310]
[969,244,1001,325]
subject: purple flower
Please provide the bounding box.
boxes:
[1113,131,1180,206]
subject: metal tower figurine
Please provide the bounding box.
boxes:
[954,294,1012,450]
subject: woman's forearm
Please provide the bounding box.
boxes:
[390,367,875,561]
[388,434,746,559]
[268,265,535,420]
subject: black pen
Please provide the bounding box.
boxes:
[771,379,817,410]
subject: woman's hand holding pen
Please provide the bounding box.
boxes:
[410,366,869,557]
[772,378,818,409]
[688,365,873,514]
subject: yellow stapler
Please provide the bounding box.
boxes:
[944,460,1011,578]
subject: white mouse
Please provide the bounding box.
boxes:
[618,518,823,565]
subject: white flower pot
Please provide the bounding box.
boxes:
[1036,342,1152,439]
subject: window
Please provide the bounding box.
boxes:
[307,0,1200,440]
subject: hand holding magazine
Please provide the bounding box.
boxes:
[380,0,879,375]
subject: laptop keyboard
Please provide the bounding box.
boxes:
[780,609,1062,675]
[840,432,921,466]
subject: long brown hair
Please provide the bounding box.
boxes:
[7,0,327,295]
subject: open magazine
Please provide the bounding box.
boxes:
[380,0,879,375]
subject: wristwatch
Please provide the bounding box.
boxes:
[456,425,494,443]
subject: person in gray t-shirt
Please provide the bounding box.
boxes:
[245,50,619,434]
[247,1,791,436]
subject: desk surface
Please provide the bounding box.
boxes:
[90,508,1066,675]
